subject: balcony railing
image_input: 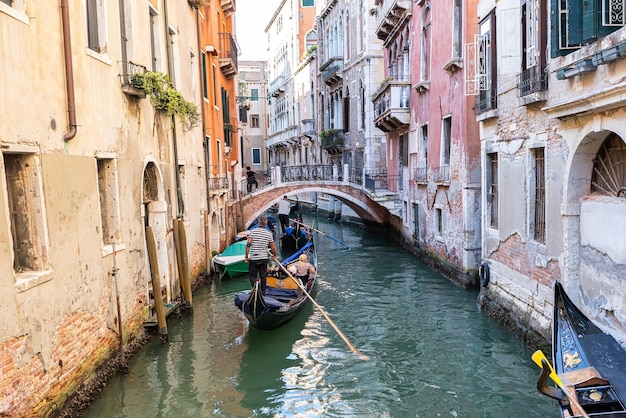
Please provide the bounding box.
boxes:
[119,61,147,98]
[373,76,410,132]
[266,125,300,148]
[431,165,450,183]
[268,75,286,97]
[364,168,400,193]
[208,177,229,190]
[413,167,428,183]
[320,57,343,84]
[517,65,548,97]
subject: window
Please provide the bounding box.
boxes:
[400,133,409,166]
[87,0,107,53]
[420,124,428,167]
[488,152,499,229]
[434,207,444,237]
[1,0,12,6]
[550,0,625,57]
[212,63,217,104]
[221,88,232,146]
[97,158,121,245]
[343,94,350,133]
[477,10,497,112]
[250,89,259,101]
[167,27,179,87]
[359,81,365,130]
[3,152,50,274]
[251,114,259,128]
[252,148,261,165]
[302,0,314,6]
[532,148,546,243]
[412,203,420,241]
[420,5,431,82]
[518,0,548,96]
[441,116,451,165]
[149,7,162,71]
[178,164,188,220]
[201,52,208,99]
[451,0,462,59]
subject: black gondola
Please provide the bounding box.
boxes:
[234,241,316,330]
[536,282,626,417]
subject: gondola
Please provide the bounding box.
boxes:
[536,282,626,417]
[234,240,317,330]
[280,219,311,251]
[211,239,248,279]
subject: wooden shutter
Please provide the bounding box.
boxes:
[583,0,598,41]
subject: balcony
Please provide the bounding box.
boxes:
[119,61,147,99]
[517,65,548,98]
[302,119,315,138]
[413,167,428,184]
[208,176,229,192]
[266,125,300,149]
[375,0,412,43]
[219,33,238,79]
[320,129,344,155]
[268,75,286,97]
[372,76,410,133]
[221,0,235,16]
[320,57,343,85]
[431,165,450,184]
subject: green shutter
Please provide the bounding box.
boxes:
[550,0,560,57]
[568,0,584,46]
[582,0,597,41]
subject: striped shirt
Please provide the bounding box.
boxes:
[247,228,274,261]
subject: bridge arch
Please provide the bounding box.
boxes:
[239,182,392,229]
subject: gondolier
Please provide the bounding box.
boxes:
[245,215,277,295]
[277,195,291,234]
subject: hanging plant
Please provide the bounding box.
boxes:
[132,71,200,131]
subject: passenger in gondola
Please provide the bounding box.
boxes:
[288,253,315,289]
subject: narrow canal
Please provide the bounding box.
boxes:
[83,213,556,417]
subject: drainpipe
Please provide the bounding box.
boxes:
[118,0,128,84]
[196,6,212,270]
[60,0,77,141]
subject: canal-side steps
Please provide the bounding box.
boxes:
[143,281,179,328]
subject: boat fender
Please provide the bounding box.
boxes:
[478,262,490,287]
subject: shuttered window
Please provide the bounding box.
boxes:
[551,0,625,57]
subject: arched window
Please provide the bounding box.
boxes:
[591,133,626,197]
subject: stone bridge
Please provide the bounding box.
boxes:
[237,165,397,229]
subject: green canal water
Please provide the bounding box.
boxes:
[83,214,557,417]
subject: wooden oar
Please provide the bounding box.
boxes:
[274,258,369,360]
[532,350,590,418]
[292,220,350,249]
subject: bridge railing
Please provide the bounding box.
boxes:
[281,164,335,182]
[239,169,272,197]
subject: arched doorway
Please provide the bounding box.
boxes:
[565,130,626,332]
[143,161,172,314]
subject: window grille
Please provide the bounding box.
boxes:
[603,0,626,26]
[591,133,626,197]
[488,153,499,229]
[533,148,546,243]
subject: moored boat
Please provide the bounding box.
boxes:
[536,282,626,417]
[210,240,248,279]
[234,241,317,330]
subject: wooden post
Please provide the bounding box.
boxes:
[177,220,193,309]
[145,226,168,343]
